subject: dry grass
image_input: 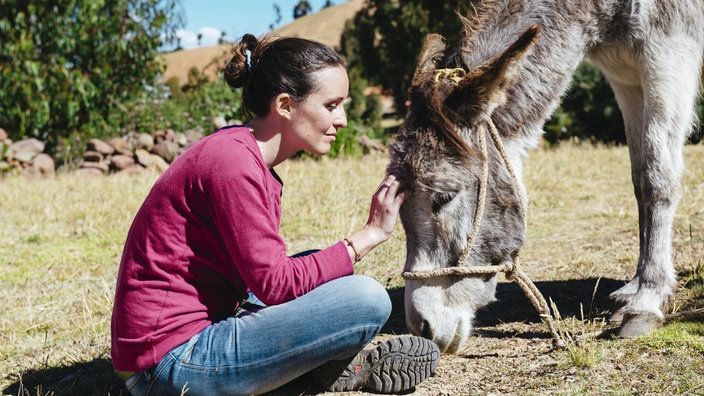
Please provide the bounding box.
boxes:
[1,143,703,395]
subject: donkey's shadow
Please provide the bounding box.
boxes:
[3,278,624,396]
[382,277,626,337]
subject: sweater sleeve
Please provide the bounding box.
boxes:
[200,138,353,305]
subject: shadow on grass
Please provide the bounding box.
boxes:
[3,277,625,396]
[2,358,126,396]
[382,277,627,338]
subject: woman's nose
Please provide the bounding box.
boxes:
[334,107,347,128]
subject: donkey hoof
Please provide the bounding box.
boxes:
[608,310,624,323]
[617,313,663,338]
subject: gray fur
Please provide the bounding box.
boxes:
[388,0,704,353]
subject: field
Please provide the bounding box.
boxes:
[1,143,703,395]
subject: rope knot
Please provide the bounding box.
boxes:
[504,252,523,280]
[434,68,467,84]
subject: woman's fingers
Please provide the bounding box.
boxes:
[377,175,405,198]
[377,175,395,191]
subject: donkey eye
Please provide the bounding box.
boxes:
[432,192,457,212]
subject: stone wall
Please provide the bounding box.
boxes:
[0,121,386,177]
[0,127,205,177]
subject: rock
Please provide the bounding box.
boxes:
[135,149,153,167]
[174,132,188,147]
[154,130,166,143]
[165,129,176,142]
[79,161,109,174]
[108,137,131,156]
[7,138,44,163]
[147,154,169,173]
[31,153,55,176]
[0,128,8,141]
[87,138,115,155]
[137,133,154,151]
[184,128,204,144]
[213,116,228,130]
[0,160,11,172]
[152,140,180,163]
[82,150,103,162]
[153,129,177,143]
[123,133,139,152]
[110,154,135,171]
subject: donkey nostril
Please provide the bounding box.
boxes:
[419,319,434,340]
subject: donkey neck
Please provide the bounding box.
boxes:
[460,0,621,141]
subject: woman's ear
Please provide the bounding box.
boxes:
[274,93,294,119]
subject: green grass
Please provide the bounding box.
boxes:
[1,143,704,395]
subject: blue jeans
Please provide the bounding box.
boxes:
[124,275,392,395]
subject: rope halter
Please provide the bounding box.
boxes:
[401,68,564,347]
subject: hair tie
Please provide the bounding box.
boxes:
[245,49,252,72]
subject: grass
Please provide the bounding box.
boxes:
[1,143,704,395]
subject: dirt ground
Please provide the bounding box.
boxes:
[260,274,703,395]
[261,277,623,396]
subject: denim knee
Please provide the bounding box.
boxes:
[346,275,392,326]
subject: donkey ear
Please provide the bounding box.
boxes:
[411,33,447,86]
[450,25,541,116]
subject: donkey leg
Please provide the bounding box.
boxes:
[607,44,701,337]
[604,81,651,324]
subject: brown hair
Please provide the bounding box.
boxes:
[224,34,345,117]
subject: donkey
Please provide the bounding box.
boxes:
[387,0,704,353]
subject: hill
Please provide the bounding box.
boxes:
[160,0,364,85]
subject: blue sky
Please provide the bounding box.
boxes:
[175,0,332,49]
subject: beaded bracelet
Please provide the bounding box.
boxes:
[343,238,361,263]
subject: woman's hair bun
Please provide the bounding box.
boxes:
[224,33,258,88]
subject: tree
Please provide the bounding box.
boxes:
[545,62,625,144]
[341,0,472,114]
[0,0,183,156]
[270,4,282,30]
[322,0,335,9]
[293,1,312,19]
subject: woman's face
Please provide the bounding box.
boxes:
[287,66,349,156]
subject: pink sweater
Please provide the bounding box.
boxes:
[111,126,354,371]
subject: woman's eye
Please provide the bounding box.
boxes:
[432,192,456,212]
[326,103,338,111]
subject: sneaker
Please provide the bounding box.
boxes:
[312,335,440,393]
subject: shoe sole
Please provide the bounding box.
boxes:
[329,336,440,393]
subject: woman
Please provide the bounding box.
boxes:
[111,33,439,395]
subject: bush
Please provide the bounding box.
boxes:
[118,71,244,137]
[0,0,182,161]
[545,61,625,145]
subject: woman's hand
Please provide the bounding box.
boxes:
[343,175,411,263]
[365,175,410,244]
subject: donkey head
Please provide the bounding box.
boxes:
[388,26,541,353]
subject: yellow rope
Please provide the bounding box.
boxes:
[434,68,467,84]
[486,117,528,232]
[402,263,513,280]
[455,114,488,267]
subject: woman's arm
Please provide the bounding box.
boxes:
[343,175,410,263]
